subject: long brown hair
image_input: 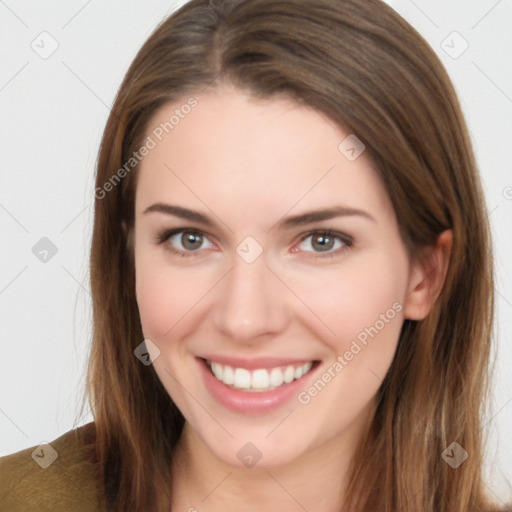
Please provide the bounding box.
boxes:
[79,0,507,510]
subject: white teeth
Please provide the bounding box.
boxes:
[223,365,234,385]
[211,361,223,380]
[283,365,295,383]
[302,361,313,374]
[269,367,284,387]
[293,363,312,380]
[233,368,251,389]
[207,360,315,392]
[252,369,269,389]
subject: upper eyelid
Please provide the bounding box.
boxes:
[294,231,352,254]
[160,227,352,250]
[158,227,215,240]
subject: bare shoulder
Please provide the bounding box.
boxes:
[0,422,105,512]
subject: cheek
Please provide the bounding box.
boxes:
[135,248,192,338]
[290,258,407,432]
[289,250,408,360]
[135,247,221,343]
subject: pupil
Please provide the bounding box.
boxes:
[182,231,202,250]
[313,234,333,252]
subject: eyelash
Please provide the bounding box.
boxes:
[155,228,353,259]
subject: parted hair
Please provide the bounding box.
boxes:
[80,0,508,510]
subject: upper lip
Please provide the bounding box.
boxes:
[198,354,318,370]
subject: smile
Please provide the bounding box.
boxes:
[206,359,315,392]
[197,356,321,414]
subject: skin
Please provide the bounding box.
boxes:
[133,83,452,511]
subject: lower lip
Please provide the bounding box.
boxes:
[197,357,319,414]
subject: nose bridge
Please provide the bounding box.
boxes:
[213,251,286,341]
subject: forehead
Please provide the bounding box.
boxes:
[135,86,394,228]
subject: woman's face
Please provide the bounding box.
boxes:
[134,85,417,467]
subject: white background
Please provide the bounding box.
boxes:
[1,0,510,505]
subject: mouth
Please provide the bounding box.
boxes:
[203,358,319,393]
[196,355,322,413]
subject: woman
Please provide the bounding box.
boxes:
[0,0,509,511]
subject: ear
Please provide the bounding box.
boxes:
[403,230,453,320]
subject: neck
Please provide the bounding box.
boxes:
[170,406,373,512]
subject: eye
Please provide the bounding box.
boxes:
[156,228,214,257]
[295,230,352,258]
[155,228,352,259]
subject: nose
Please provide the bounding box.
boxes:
[212,253,290,343]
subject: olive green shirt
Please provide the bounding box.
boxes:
[0,422,105,511]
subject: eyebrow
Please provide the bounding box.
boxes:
[142,203,376,228]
